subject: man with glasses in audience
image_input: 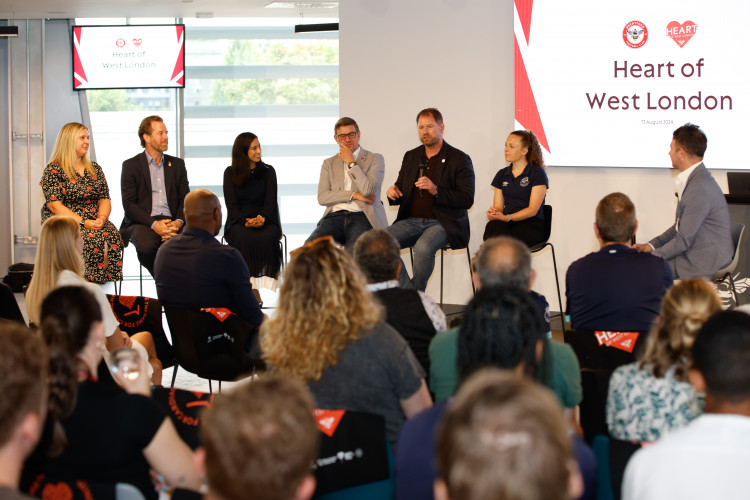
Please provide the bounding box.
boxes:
[386,108,475,291]
[305,117,388,252]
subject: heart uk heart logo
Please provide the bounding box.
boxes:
[666,21,697,48]
[133,38,143,46]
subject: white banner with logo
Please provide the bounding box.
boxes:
[72,24,185,90]
[513,1,749,168]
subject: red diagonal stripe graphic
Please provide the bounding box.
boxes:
[73,27,88,88]
[514,35,550,152]
[171,25,185,85]
[514,0,534,45]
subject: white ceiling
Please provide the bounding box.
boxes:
[0,0,339,20]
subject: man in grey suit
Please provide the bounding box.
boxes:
[634,123,733,278]
[305,117,388,252]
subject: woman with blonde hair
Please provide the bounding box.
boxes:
[26,216,161,384]
[606,279,722,442]
[40,122,123,283]
[261,237,432,447]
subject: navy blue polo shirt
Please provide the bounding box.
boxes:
[491,162,548,219]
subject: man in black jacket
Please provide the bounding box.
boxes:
[385,108,475,291]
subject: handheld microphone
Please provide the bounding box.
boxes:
[418,163,425,197]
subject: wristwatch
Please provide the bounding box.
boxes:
[507,214,513,222]
[347,162,356,169]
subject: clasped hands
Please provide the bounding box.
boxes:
[153,219,182,241]
[82,213,108,231]
[486,206,506,221]
[245,215,266,228]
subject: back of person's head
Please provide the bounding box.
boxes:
[0,322,48,455]
[261,237,380,381]
[692,310,750,405]
[200,375,319,500]
[457,286,547,383]
[595,192,636,243]
[353,229,401,284]
[474,236,531,290]
[640,279,721,380]
[40,286,102,424]
[184,188,222,234]
[436,368,576,500]
[673,123,707,158]
[26,215,82,325]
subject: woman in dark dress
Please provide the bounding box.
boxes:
[223,132,282,285]
[40,122,123,284]
[483,129,549,247]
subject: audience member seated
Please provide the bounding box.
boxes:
[198,375,318,500]
[25,216,161,384]
[566,192,673,331]
[223,132,283,289]
[40,122,123,284]
[261,236,432,448]
[622,310,750,499]
[483,130,548,247]
[429,236,581,411]
[397,287,595,500]
[22,287,199,499]
[434,369,583,500]
[607,279,720,443]
[0,323,48,500]
[354,229,446,377]
[154,188,264,328]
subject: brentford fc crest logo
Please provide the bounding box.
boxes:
[623,21,648,48]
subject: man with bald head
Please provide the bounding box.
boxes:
[154,189,263,327]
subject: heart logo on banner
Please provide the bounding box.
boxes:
[667,21,697,47]
[133,38,143,46]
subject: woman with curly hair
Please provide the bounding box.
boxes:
[483,130,548,247]
[40,122,123,283]
[606,279,722,442]
[261,237,432,447]
[21,286,199,499]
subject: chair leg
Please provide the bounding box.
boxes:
[466,247,476,295]
[548,243,566,334]
[208,380,213,395]
[139,264,143,297]
[440,248,444,306]
[218,380,222,393]
[170,365,178,388]
[729,273,739,307]
[409,247,414,268]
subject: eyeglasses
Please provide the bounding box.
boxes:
[336,132,358,141]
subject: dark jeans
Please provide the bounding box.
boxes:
[306,211,373,253]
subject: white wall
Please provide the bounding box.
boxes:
[340,0,732,309]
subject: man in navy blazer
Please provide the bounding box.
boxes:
[386,108,475,291]
[634,123,732,279]
[120,115,190,276]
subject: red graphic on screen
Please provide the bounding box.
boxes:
[666,21,697,47]
[514,36,550,153]
[73,27,89,89]
[133,38,143,46]
[171,25,185,85]
[515,0,533,44]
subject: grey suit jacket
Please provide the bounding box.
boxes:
[317,146,388,229]
[649,163,733,278]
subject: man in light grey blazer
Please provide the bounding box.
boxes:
[305,117,388,252]
[634,123,733,278]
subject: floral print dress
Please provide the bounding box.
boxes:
[40,162,123,283]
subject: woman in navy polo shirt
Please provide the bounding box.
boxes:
[483,129,548,246]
